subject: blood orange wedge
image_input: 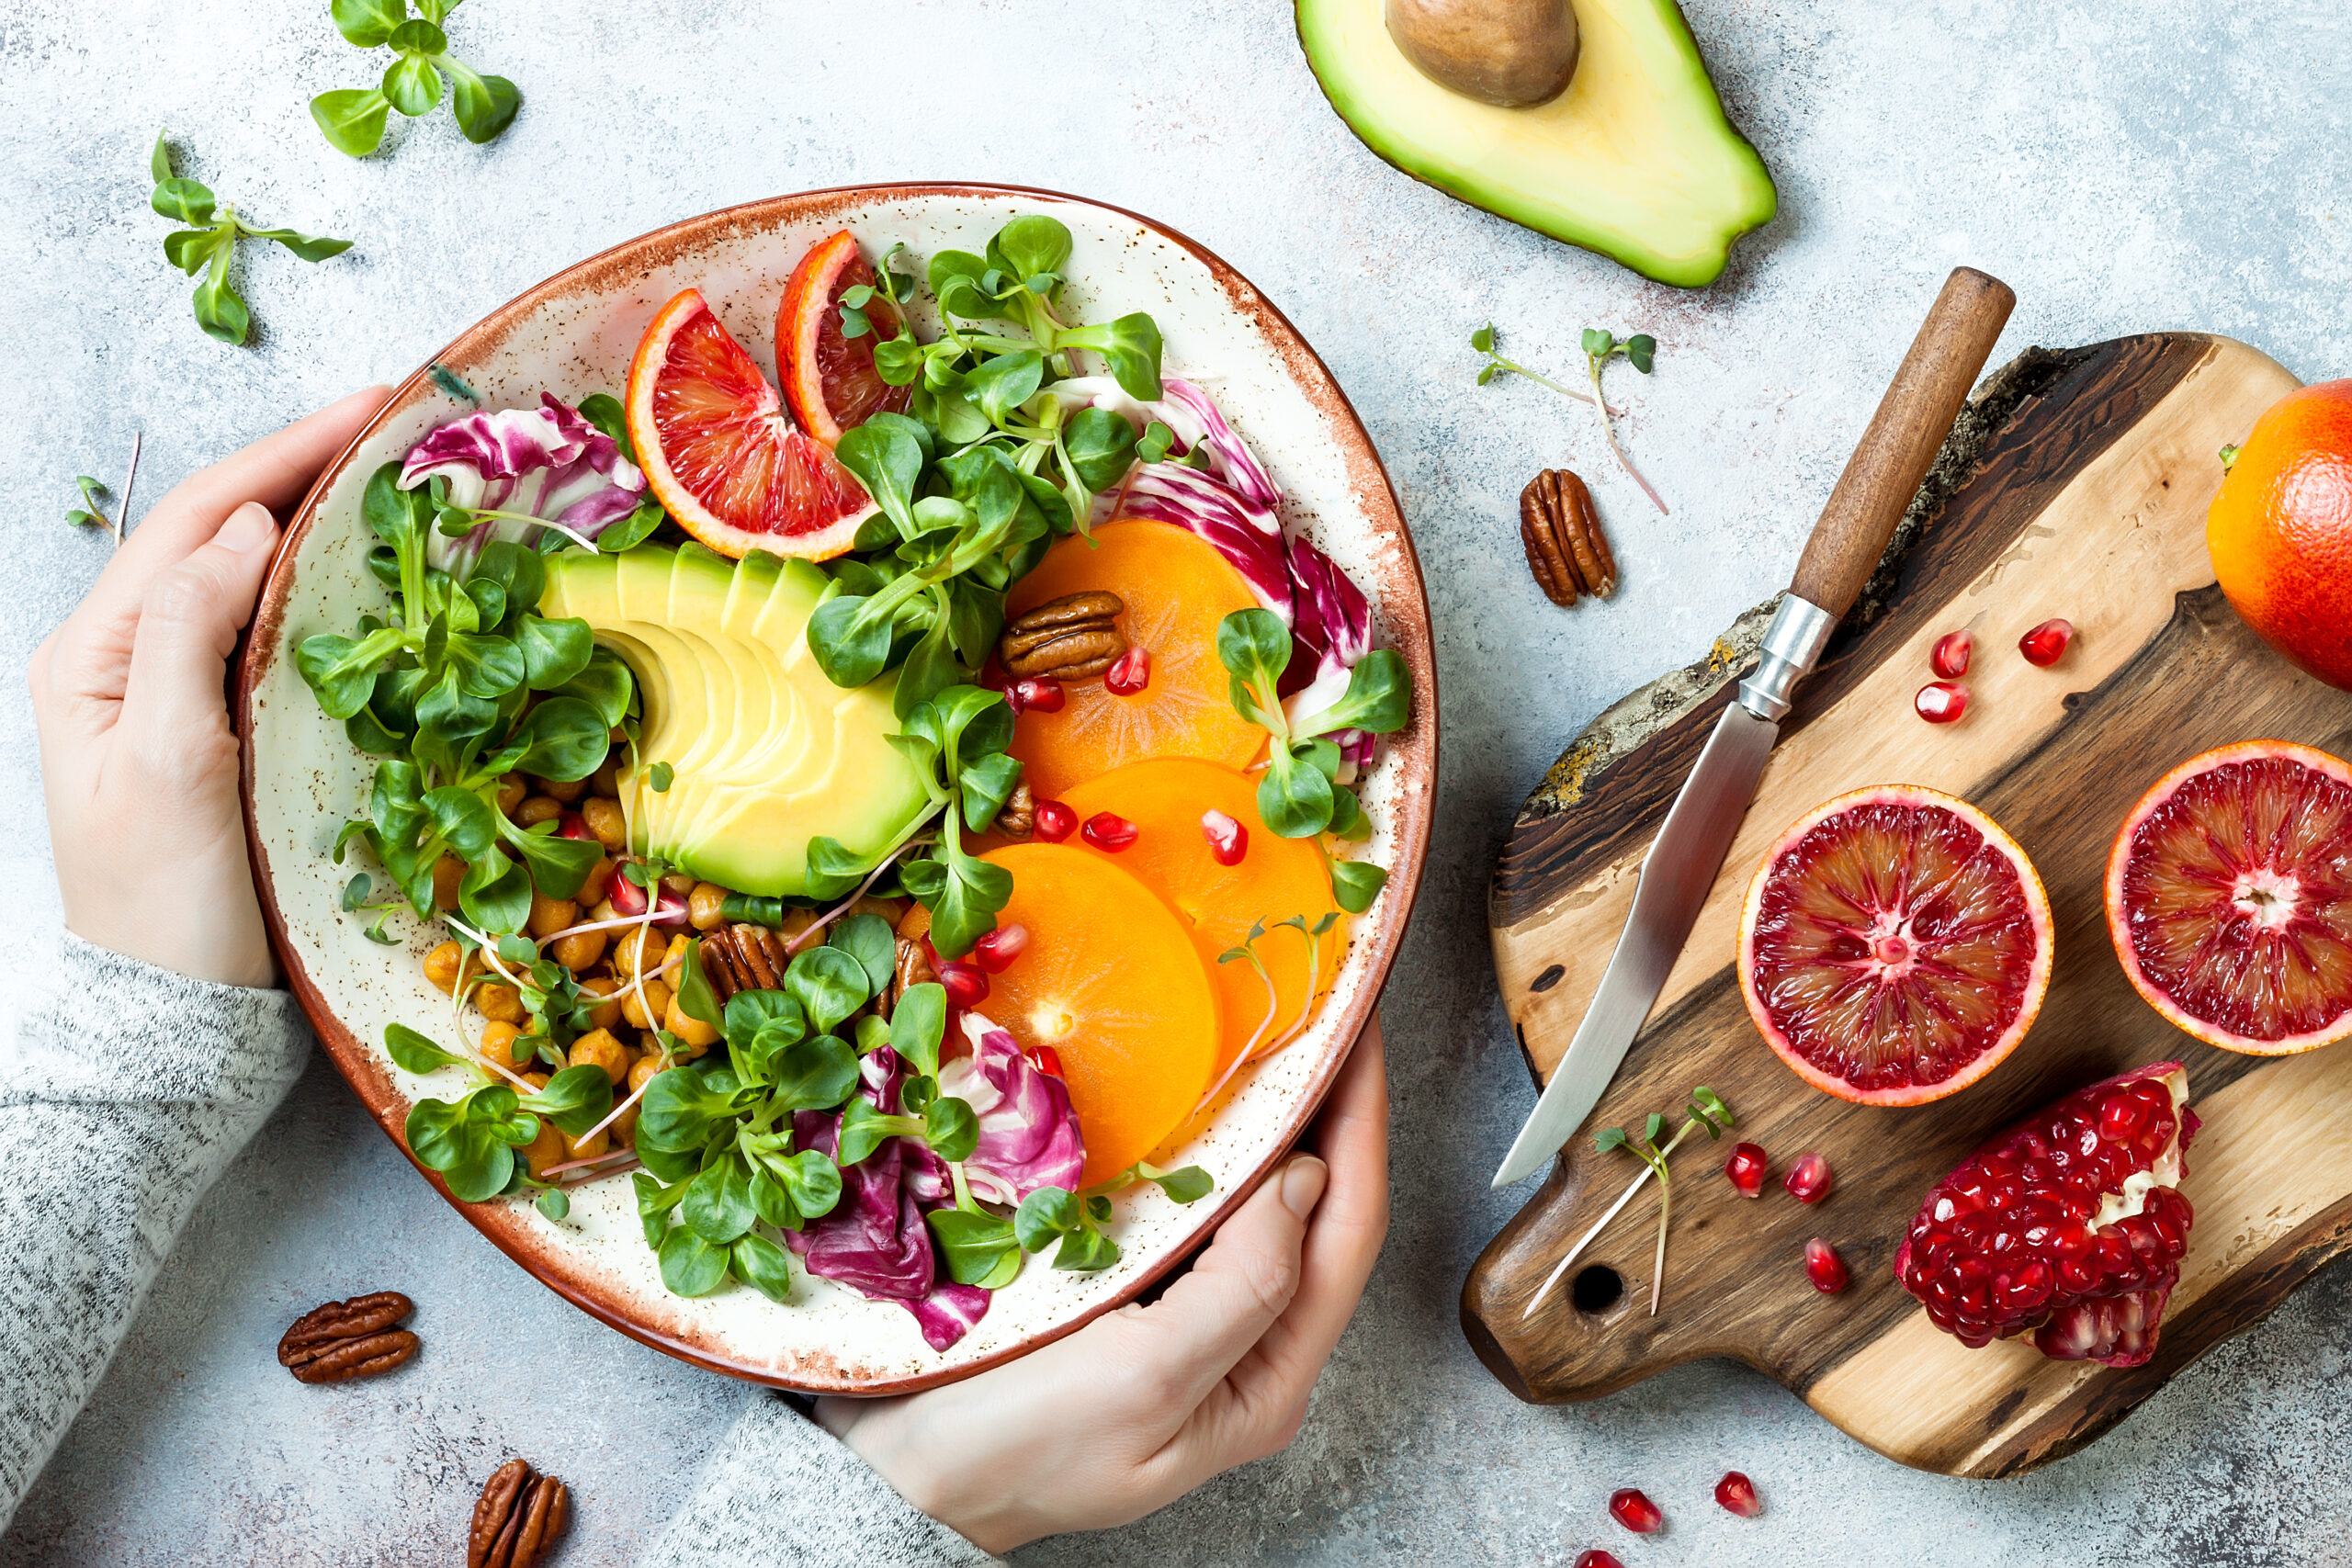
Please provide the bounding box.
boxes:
[1061,759,1342,1080]
[777,230,911,446]
[1738,785,2053,1106]
[2105,740,2352,1055]
[624,288,874,560]
[1006,521,1268,800]
[977,843,1223,1185]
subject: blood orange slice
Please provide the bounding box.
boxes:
[624,288,874,560]
[1739,785,2052,1106]
[2106,740,2352,1055]
[777,231,911,446]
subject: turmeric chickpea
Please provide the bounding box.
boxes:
[663,933,692,969]
[590,756,623,797]
[663,991,721,1050]
[849,894,910,926]
[475,983,526,1024]
[628,1054,666,1094]
[622,978,673,1032]
[528,891,578,940]
[561,1125,609,1163]
[687,882,730,931]
[496,774,528,816]
[553,928,607,975]
[661,871,695,897]
[514,795,564,828]
[531,773,589,805]
[431,854,465,912]
[578,975,624,1031]
[609,1104,638,1149]
[569,1028,631,1086]
[480,1021,532,1072]
[424,941,471,995]
[614,925,664,979]
[582,797,628,852]
[521,1119,567,1180]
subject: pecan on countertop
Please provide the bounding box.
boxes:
[277,1292,418,1384]
[469,1458,571,1568]
[1000,591,1126,680]
[1520,468,1617,606]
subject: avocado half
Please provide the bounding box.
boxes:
[1296,0,1776,287]
[541,543,934,897]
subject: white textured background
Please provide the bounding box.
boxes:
[6,0,2352,1563]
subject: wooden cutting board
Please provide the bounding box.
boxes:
[1464,333,2352,1477]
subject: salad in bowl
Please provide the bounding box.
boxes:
[242,187,1433,1391]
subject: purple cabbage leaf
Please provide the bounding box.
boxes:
[398,393,646,575]
[937,1012,1086,1206]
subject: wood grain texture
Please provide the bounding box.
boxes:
[1466,333,2352,1475]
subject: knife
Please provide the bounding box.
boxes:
[1490,267,2017,1190]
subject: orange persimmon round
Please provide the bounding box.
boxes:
[1005,521,1268,800]
[976,842,1222,1185]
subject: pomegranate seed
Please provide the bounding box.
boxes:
[1805,1237,1849,1293]
[1724,1143,1768,1198]
[2018,617,2075,667]
[610,873,687,928]
[1930,628,1973,679]
[1201,808,1249,866]
[1032,799,1078,842]
[1784,1152,1833,1203]
[972,922,1030,974]
[1606,1488,1662,1534]
[1104,647,1151,695]
[1574,1554,1625,1568]
[937,961,989,1010]
[1081,810,1138,852]
[1915,681,1969,723]
[1714,1471,1762,1517]
[557,810,595,841]
[1012,676,1065,714]
[1031,1045,1064,1078]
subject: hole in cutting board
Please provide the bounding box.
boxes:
[1570,1264,1624,1314]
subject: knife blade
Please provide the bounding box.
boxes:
[1488,266,2017,1190]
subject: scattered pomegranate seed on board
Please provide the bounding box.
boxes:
[1012,676,1066,714]
[1574,1552,1625,1568]
[1930,628,1973,678]
[1606,1489,1662,1533]
[1784,1152,1833,1202]
[2018,618,2075,666]
[1714,1471,1762,1517]
[1915,681,1969,723]
[937,961,989,1009]
[1200,808,1249,865]
[972,923,1029,974]
[1724,1143,1768,1198]
[1104,647,1151,694]
[1032,799,1078,842]
[1081,811,1138,852]
[1804,1238,1849,1293]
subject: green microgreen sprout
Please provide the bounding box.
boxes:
[66,476,112,536]
[1199,911,1343,1109]
[1523,1086,1733,1320]
[150,131,353,346]
[311,0,520,157]
[1471,321,1666,515]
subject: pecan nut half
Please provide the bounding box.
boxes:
[278,1292,418,1384]
[881,934,938,1021]
[1001,592,1126,679]
[469,1460,571,1568]
[1520,468,1617,606]
[993,778,1035,841]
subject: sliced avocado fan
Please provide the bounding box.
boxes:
[541,544,935,897]
[1295,0,1776,287]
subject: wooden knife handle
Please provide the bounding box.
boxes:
[1789,267,2016,619]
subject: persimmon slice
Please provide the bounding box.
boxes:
[1006,521,1268,800]
[978,843,1222,1185]
[1063,759,1342,1077]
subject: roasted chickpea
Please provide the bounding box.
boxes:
[663,991,721,1050]
[527,891,578,940]
[531,773,589,805]
[424,940,471,995]
[662,933,693,969]
[661,871,695,897]
[561,1125,610,1163]
[475,983,526,1024]
[480,1021,532,1072]
[521,1120,567,1180]
[553,928,607,975]
[614,925,664,979]
[578,975,625,1031]
[590,755,624,797]
[686,882,730,931]
[622,978,673,1032]
[496,774,528,816]
[848,894,910,927]
[431,854,464,912]
[514,795,564,828]
[628,1054,666,1095]
[778,906,818,944]
[579,857,616,907]
[582,797,628,852]
[569,1027,631,1086]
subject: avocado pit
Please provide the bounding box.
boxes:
[1385,0,1580,108]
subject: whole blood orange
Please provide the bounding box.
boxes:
[1006,521,1268,800]
[2208,380,2352,690]
[2105,740,2352,1055]
[976,843,1222,1184]
[624,288,874,560]
[1062,759,1342,1078]
[1739,786,2052,1106]
[776,231,911,446]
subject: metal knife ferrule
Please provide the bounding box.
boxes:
[1736,595,1837,722]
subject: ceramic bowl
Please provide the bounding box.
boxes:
[239,185,1436,1394]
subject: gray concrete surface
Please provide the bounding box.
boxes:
[6,0,2351,1562]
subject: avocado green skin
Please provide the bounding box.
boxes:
[1295,0,1776,288]
[541,546,933,897]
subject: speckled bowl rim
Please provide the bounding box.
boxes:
[236,182,1437,1395]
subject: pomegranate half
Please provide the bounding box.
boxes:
[1894,1062,2199,1367]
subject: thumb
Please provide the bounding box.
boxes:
[118,502,280,745]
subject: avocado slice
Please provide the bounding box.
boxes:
[1295,0,1775,287]
[540,547,934,897]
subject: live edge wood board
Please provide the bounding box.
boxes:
[1463,333,2352,1478]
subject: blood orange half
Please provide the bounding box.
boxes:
[1739,785,2053,1106]
[624,288,874,560]
[2105,740,2352,1055]
[777,231,911,446]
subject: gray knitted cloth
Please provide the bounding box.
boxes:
[0,932,996,1567]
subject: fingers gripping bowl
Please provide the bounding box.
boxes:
[237,186,1435,1393]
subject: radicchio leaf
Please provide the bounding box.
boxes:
[937,1013,1084,1206]
[398,393,647,574]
